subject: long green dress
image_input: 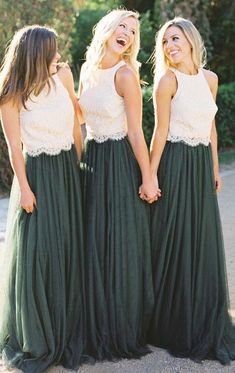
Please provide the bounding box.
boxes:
[0,74,85,372]
[148,68,235,365]
[79,60,154,360]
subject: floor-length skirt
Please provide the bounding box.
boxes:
[148,141,235,365]
[0,146,85,372]
[81,137,154,360]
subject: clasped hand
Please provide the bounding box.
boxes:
[139,176,161,204]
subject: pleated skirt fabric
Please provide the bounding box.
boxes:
[0,146,85,373]
[148,141,235,365]
[81,137,154,361]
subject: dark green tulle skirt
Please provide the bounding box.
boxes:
[81,137,154,361]
[148,141,235,365]
[0,146,85,372]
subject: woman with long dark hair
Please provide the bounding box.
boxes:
[0,25,85,372]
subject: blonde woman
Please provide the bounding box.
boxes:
[79,9,159,360]
[148,17,235,364]
[0,26,85,372]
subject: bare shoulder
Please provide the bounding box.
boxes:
[202,68,218,91]
[116,64,138,84]
[155,70,177,96]
[115,64,140,97]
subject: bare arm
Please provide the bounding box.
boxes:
[150,72,176,180]
[57,66,83,160]
[116,65,159,201]
[1,102,36,212]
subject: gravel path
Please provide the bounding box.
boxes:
[0,165,235,373]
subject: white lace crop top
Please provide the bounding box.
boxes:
[20,74,74,156]
[79,60,127,143]
[167,68,218,146]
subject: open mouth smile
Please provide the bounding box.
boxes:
[116,38,127,47]
[169,50,179,56]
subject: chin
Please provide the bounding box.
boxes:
[170,58,181,65]
[112,48,123,56]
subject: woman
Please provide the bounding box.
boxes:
[79,9,159,360]
[148,17,235,364]
[0,26,85,372]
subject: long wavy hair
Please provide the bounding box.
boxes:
[0,25,57,108]
[82,9,141,83]
[153,17,207,88]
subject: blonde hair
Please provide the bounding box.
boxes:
[153,17,207,87]
[83,9,140,82]
[0,25,57,108]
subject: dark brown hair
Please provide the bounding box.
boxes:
[0,25,57,108]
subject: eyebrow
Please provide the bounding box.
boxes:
[163,33,180,41]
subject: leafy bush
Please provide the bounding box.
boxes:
[70,7,108,80]
[142,85,154,146]
[216,82,235,149]
[0,129,13,195]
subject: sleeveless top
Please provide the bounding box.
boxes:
[20,74,74,156]
[167,68,218,146]
[79,60,127,143]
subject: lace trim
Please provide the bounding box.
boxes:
[86,130,127,143]
[24,142,73,157]
[168,135,210,147]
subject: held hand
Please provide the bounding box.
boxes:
[146,174,162,203]
[139,176,161,204]
[20,188,37,213]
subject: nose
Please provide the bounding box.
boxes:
[56,52,61,60]
[123,27,131,37]
[164,40,174,53]
[165,39,173,49]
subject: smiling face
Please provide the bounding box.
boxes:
[163,25,192,66]
[106,16,137,56]
[49,51,61,75]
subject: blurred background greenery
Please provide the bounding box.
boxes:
[0,0,235,193]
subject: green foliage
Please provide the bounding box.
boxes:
[207,1,235,83]
[153,0,213,60]
[121,0,155,13]
[216,82,235,149]
[142,85,154,146]
[0,0,77,66]
[0,130,13,195]
[139,11,156,84]
[70,8,108,79]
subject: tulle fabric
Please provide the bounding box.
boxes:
[0,147,85,373]
[148,141,235,365]
[81,137,154,361]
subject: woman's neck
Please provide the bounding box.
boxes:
[100,52,122,69]
[174,60,198,75]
